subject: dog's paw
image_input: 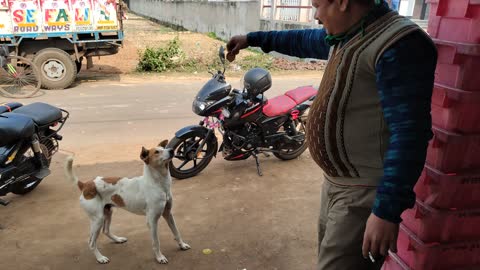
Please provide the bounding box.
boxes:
[114,237,128,244]
[156,255,168,264]
[96,256,110,264]
[179,242,191,250]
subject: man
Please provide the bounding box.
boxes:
[227,0,436,269]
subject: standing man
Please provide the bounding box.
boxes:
[227,0,437,269]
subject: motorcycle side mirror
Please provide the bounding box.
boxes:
[219,46,226,74]
[219,46,226,64]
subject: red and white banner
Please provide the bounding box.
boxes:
[40,0,72,32]
[93,0,117,31]
[71,0,93,32]
[9,0,42,34]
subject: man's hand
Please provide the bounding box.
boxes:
[226,35,248,62]
[362,213,399,259]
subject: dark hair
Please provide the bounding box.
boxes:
[328,0,376,6]
[354,0,376,6]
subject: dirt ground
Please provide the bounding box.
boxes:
[1,152,323,270]
[78,13,326,79]
[0,75,326,270]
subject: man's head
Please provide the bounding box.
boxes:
[312,0,377,35]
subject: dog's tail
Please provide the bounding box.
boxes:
[65,155,83,190]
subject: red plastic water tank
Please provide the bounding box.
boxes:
[431,83,480,134]
[426,127,480,173]
[415,165,480,209]
[427,0,480,43]
[396,225,480,270]
[433,39,480,92]
[382,252,411,270]
[401,199,480,242]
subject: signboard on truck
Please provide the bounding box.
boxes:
[72,0,93,32]
[40,0,72,32]
[93,0,118,31]
[0,0,12,35]
[9,0,42,34]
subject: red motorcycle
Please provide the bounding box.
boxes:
[167,47,317,179]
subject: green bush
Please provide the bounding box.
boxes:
[137,37,184,72]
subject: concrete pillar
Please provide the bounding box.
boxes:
[412,0,426,19]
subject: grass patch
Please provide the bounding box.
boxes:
[137,36,185,72]
[137,36,277,73]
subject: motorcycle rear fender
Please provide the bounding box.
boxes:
[174,125,219,157]
[294,97,315,116]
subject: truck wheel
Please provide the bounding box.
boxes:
[33,48,77,90]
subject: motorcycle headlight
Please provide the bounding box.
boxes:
[193,100,214,114]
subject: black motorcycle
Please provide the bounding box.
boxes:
[0,102,69,205]
[167,47,317,179]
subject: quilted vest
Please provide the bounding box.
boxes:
[306,12,425,186]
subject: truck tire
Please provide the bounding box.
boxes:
[33,48,77,90]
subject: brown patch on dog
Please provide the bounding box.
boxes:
[111,194,126,207]
[79,181,97,200]
[140,146,150,164]
[77,181,84,191]
[102,177,122,185]
[159,140,168,147]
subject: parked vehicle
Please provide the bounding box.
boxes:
[0,44,41,98]
[0,0,125,90]
[0,102,69,205]
[168,47,318,179]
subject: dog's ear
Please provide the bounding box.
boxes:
[158,140,168,148]
[140,146,149,164]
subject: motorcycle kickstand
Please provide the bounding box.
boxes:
[253,152,263,176]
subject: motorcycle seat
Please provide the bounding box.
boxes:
[12,102,62,126]
[262,95,297,117]
[0,113,35,147]
[0,102,23,114]
[285,86,317,104]
[262,86,318,117]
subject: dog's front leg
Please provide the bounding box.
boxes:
[147,212,168,264]
[163,201,191,251]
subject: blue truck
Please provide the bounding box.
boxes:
[0,0,125,89]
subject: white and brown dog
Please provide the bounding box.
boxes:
[64,140,190,264]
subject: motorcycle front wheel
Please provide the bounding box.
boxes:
[168,134,216,180]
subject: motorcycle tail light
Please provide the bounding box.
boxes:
[291,110,300,120]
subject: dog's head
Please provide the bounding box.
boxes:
[140,140,173,169]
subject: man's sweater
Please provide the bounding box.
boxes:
[246,2,436,223]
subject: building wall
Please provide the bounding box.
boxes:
[129,0,261,41]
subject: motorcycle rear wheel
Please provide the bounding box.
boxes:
[168,135,215,180]
[11,144,51,195]
[274,119,308,160]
